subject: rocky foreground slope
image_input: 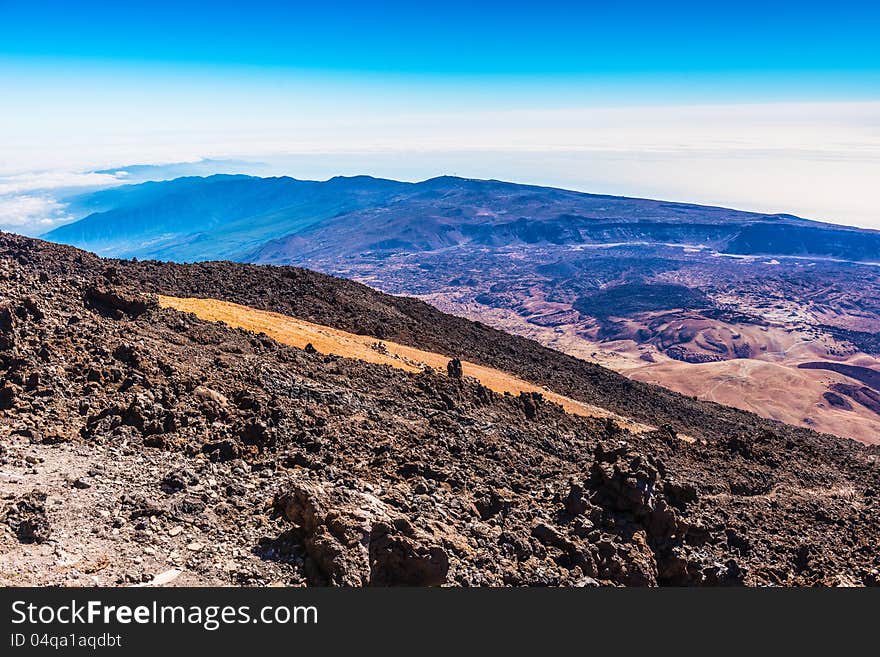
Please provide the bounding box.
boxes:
[1,232,878,586]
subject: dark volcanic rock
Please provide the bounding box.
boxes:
[84,284,157,319]
[5,491,51,543]
[446,358,463,379]
[1,231,879,587]
[0,384,16,410]
[161,467,199,494]
[823,391,853,411]
[274,480,450,586]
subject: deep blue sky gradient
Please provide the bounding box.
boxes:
[1,0,878,83]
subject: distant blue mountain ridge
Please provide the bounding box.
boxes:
[42,174,880,264]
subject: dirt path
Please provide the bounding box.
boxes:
[0,429,295,586]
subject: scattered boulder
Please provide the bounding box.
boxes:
[446,358,463,379]
[562,482,593,517]
[203,440,242,462]
[20,297,45,322]
[161,467,199,494]
[520,391,543,420]
[0,383,16,410]
[84,284,157,319]
[274,478,450,586]
[194,385,228,406]
[4,491,51,543]
[0,303,16,352]
[112,343,143,368]
[531,522,598,578]
[474,487,514,521]
[369,521,450,586]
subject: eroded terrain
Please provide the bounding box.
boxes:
[310,244,880,443]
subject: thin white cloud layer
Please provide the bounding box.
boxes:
[1,100,878,231]
[0,194,71,232]
[0,170,131,235]
[0,170,127,195]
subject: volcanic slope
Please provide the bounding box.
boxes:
[35,255,838,444]
[1,232,878,587]
[157,295,653,433]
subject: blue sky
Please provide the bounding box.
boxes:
[0,0,878,232]
[2,1,879,79]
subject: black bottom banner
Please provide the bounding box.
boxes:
[0,587,874,653]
